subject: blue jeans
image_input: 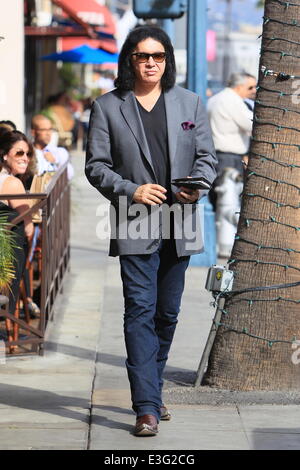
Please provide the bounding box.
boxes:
[119,239,190,421]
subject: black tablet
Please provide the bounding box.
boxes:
[171,177,211,190]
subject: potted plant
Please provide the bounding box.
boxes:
[0,213,15,304]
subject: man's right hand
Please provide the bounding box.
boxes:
[133,184,167,205]
[44,151,56,163]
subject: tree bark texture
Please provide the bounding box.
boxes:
[204,0,300,390]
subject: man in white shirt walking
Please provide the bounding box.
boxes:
[207,72,256,180]
[207,72,256,257]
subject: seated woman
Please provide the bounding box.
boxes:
[18,139,40,317]
[0,128,34,319]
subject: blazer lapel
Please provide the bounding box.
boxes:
[164,87,181,173]
[120,91,155,176]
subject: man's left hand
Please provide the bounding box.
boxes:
[175,188,200,204]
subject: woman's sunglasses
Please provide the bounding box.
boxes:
[14,150,32,158]
[131,52,166,63]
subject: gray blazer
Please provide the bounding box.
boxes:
[85,85,217,257]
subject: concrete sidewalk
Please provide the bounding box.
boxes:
[0,152,300,450]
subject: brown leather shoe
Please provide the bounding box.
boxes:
[160,404,171,421]
[134,414,158,436]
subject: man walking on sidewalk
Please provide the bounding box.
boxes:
[207,72,256,196]
[85,25,217,436]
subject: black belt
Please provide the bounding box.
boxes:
[216,151,246,157]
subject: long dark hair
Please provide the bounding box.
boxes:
[114,25,176,92]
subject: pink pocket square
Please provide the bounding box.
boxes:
[181,121,195,130]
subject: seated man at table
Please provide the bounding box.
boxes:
[31,115,74,180]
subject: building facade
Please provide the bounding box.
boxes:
[0,1,25,130]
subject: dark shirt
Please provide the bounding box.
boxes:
[136,94,171,204]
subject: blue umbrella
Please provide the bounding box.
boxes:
[41,45,118,64]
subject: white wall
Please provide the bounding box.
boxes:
[208,31,261,82]
[229,32,261,78]
[0,0,25,130]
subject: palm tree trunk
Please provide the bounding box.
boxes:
[204,0,300,390]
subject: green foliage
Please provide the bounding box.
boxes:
[58,63,80,91]
[0,214,16,291]
[256,0,265,8]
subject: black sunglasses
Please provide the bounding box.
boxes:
[131,52,166,63]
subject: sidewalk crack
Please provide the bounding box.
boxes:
[236,404,251,449]
[86,278,105,450]
[86,354,98,450]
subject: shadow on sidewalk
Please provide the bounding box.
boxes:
[45,341,196,386]
[0,382,89,423]
[91,405,134,432]
[0,383,132,431]
[251,428,300,450]
[71,245,108,255]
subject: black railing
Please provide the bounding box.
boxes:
[0,165,70,355]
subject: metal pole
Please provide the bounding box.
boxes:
[187,0,207,103]
[194,297,224,386]
[187,0,216,268]
[107,0,116,15]
[162,19,175,44]
[222,0,232,84]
